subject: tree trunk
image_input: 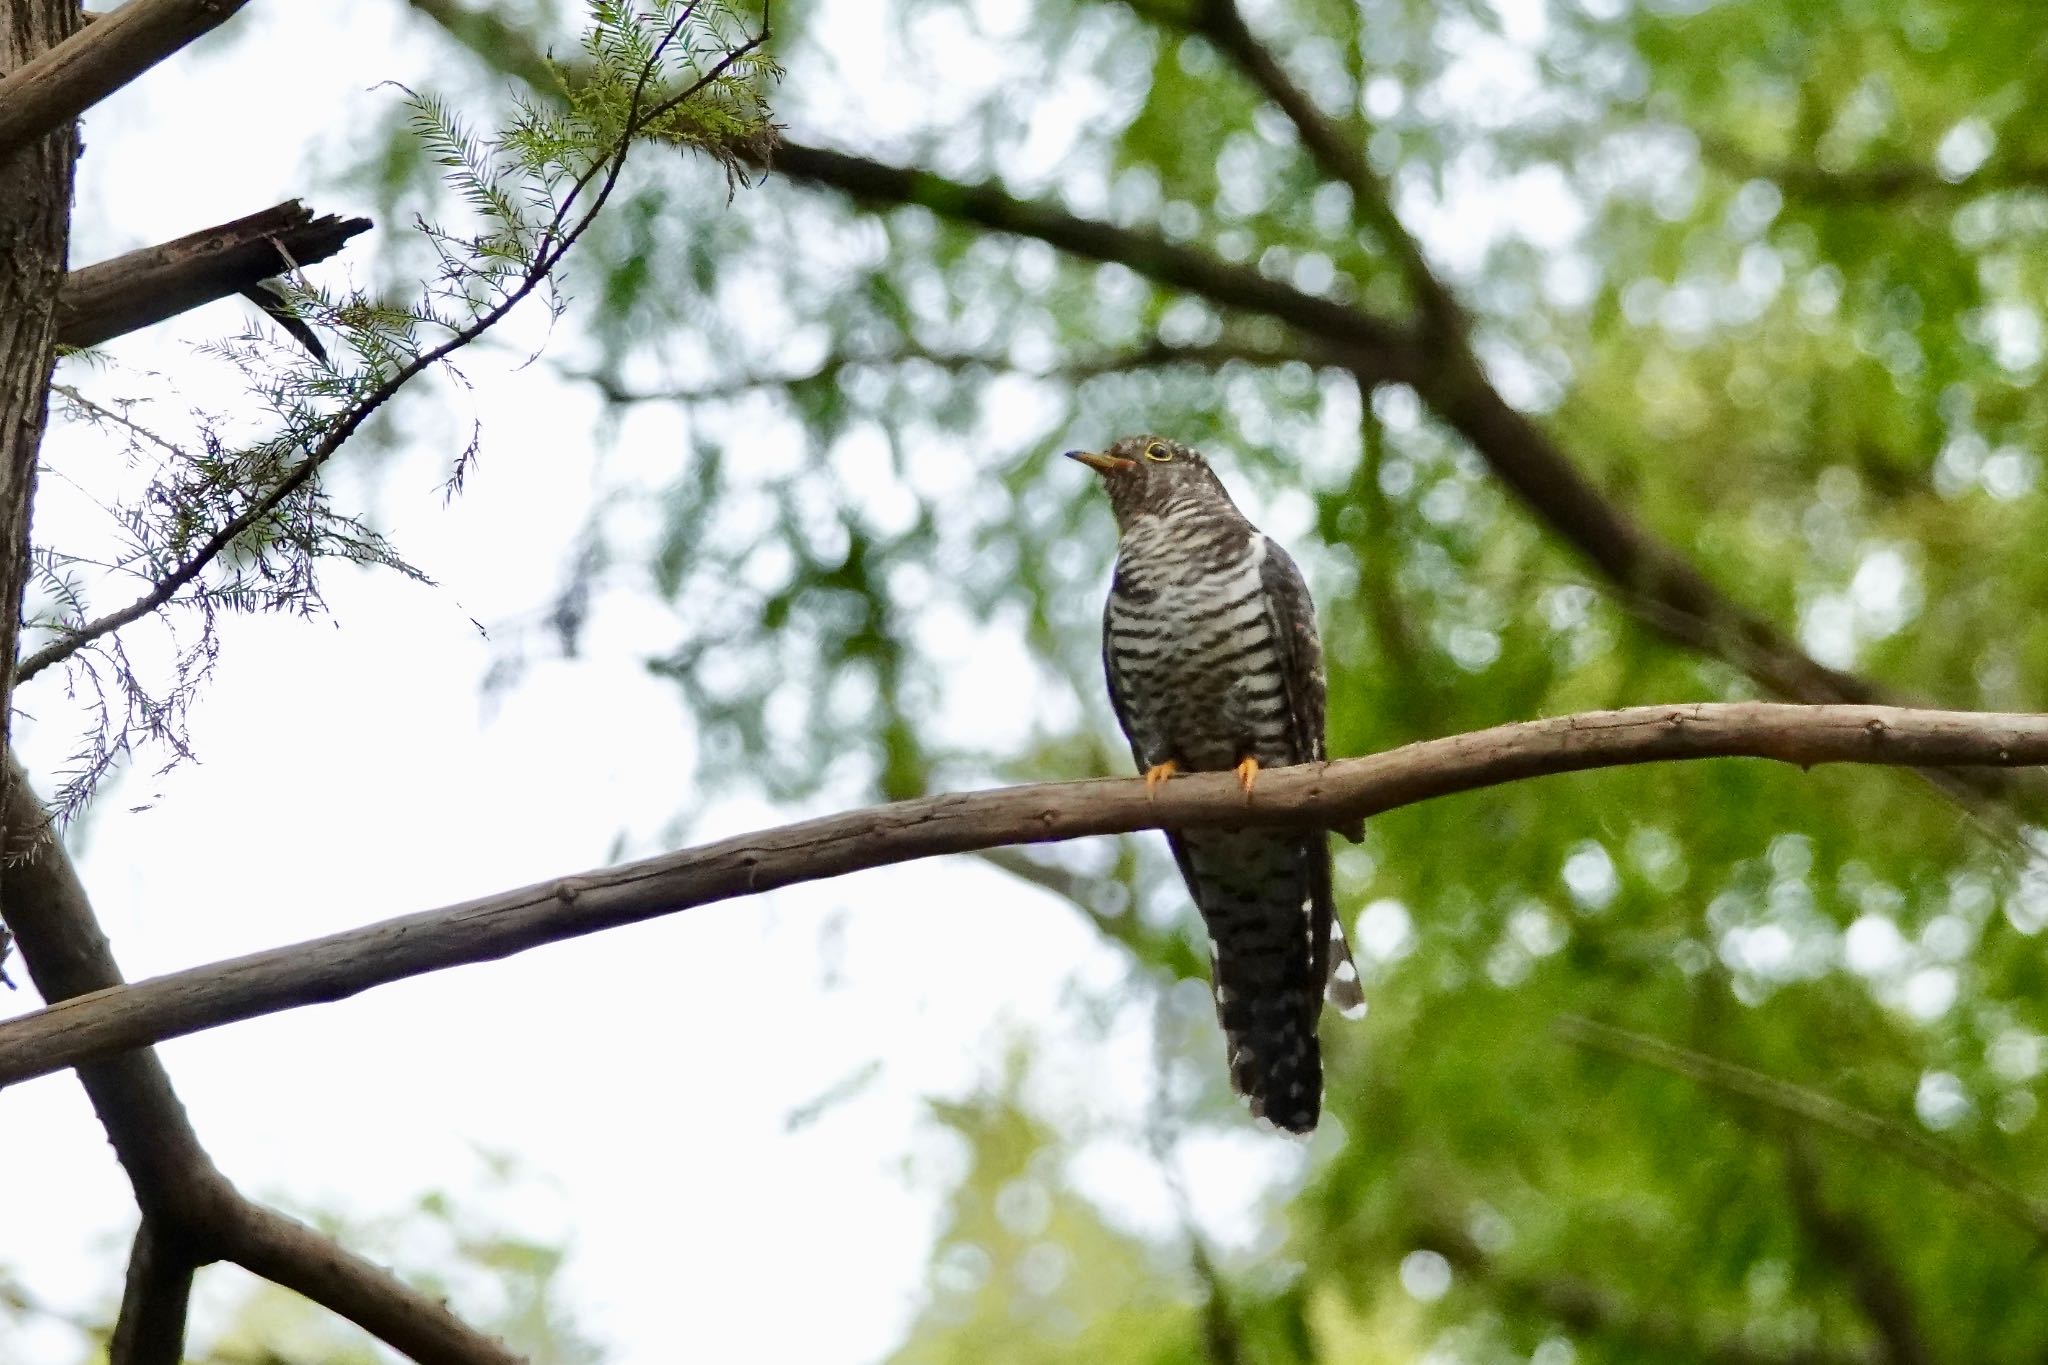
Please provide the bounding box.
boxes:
[0,0,80,859]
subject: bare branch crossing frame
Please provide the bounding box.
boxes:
[3,702,2044,1088]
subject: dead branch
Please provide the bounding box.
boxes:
[56,199,371,350]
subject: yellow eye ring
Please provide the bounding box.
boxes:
[1143,443,1172,462]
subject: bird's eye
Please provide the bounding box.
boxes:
[1143,443,1172,462]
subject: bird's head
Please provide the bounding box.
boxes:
[1066,435,1236,530]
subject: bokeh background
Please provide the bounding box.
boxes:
[7,0,2048,1360]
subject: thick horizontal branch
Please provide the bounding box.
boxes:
[0,0,255,159]
[2,702,2046,1085]
[56,198,371,350]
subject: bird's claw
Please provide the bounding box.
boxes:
[1235,756,1259,796]
[1143,761,1178,797]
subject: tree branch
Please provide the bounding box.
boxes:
[768,140,1420,380]
[1,702,2045,1086]
[1695,130,2048,203]
[1418,1215,1875,1365]
[108,1222,194,1365]
[0,755,525,1365]
[1178,0,1463,338]
[1147,0,1906,749]
[1558,1014,2048,1247]
[213,1200,526,1365]
[0,0,256,159]
[405,0,558,91]
[1188,1236,1248,1365]
[1,0,82,1080]
[577,335,1318,404]
[56,199,372,350]
[1781,1139,1936,1365]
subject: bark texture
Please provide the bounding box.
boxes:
[56,198,371,348]
[0,0,79,774]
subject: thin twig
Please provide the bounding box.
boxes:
[577,335,1315,404]
[1558,1014,2048,1246]
[16,9,771,685]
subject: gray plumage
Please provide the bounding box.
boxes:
[1070,435,1364,1134]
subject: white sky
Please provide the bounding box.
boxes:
[0,1,1573,1360]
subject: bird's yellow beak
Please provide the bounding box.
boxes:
[1066,449,1136,474]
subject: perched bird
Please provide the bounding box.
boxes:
[1070,434,1365,1134]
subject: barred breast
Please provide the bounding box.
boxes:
[1104,512,1302,773]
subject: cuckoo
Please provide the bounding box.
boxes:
[1070,434,1365,1133]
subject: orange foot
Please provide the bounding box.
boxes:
[1235,756,1260,795]
[1143,760,1179,796]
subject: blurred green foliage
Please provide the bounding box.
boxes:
[388,0,2048,1359]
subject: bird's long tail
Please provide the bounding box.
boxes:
[1217,979,1322,1134]
[1182,830,1325,1134]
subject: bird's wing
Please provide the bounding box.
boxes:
[1259,537,1366,1019]
[1257,537,1328,765]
